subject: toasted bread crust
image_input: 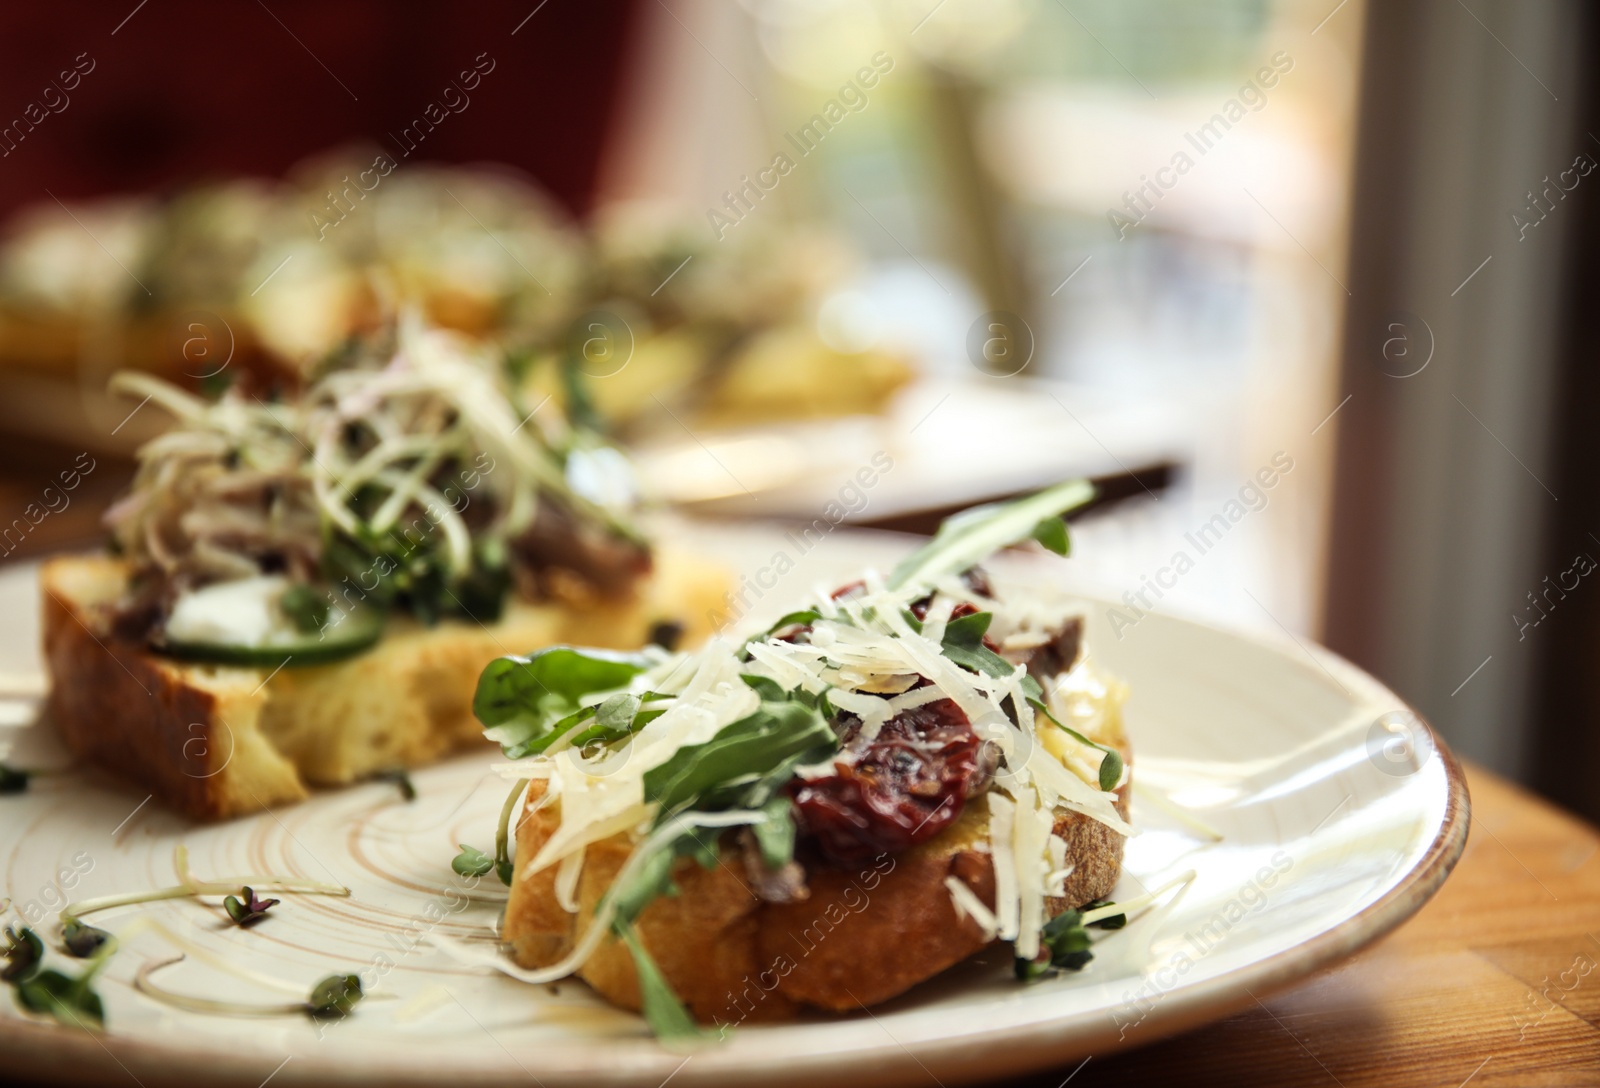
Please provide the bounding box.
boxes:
[40,552,728,821]
[505,769,1130,1022]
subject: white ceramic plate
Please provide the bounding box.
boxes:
[0,527,1468,1088]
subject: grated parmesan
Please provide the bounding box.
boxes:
[944,876,999,939]
[988,791,1020,941]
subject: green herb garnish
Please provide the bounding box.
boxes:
[5,924,110,1029]
[473,647,652,758]
[223,887,280,927]
[465,480,1127,1042]
[306,973,363,1020]
[937,610,1031,686]
[451,844,495,878]
[618,923,707,1044]
[642,702,836,816]
[912,609,1118,793]
[749,795,797,870]
[887,479,1094,592]
[1015,905,1097,981]
[14,967,105,1028]
[1028,697,1124,792]
[738,609,821,660]
[61,919,111,958]
[1030,514,1071,557]
[494,780,529,886]
[2,925,43,981]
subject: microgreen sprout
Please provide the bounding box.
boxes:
[60,845,348,929]
[373,768,418,802]
[452,844,495,878]
[61,918,111,958]
[223,888,280,927]
[1015,871,1197,982]
[306,974,364,1020]
[494,779,529,886]
[2,925,43,981]
[4,923,113,1029]
[134,953,365,1022]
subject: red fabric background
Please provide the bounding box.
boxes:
[0,1,643,218]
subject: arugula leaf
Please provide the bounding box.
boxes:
[887,479,1095,592]
[937,612,1044,702]
[597,692,642,734]
[939,611,1006,674]
[739,674,788,702]
[925,614,1121,792]
[452,844,495,878]
[644,702,837,816]
[509,703,596,757]
[1031,516,1071,557]
[738,609,820,660]
[750,795,796,870]
[1028,697,1124,792]
[474,647,652,758]
[565,705,668,751]
[683,835,719,871]
[618,923,709,1043]
[927,614,1121,791]
[590,700,830,1043]
[609,842,686,928]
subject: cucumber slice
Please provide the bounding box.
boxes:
[161,606,384,667]
[157,577,385,667]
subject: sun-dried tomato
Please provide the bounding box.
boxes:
[789,698,994,867]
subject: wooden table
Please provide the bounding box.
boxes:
[1004,765,1600,1087]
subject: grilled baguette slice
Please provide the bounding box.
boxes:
[504,757,1130,1025]
[40,551,728,821]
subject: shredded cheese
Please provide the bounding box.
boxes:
[920,595,956,647]
[987,791,1020,941]
[944,876,999,940]
[1012,785,1047,961]
[1047,834,1069,897]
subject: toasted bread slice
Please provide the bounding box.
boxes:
[40,552,728,820]
[504,766,1130,1024]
